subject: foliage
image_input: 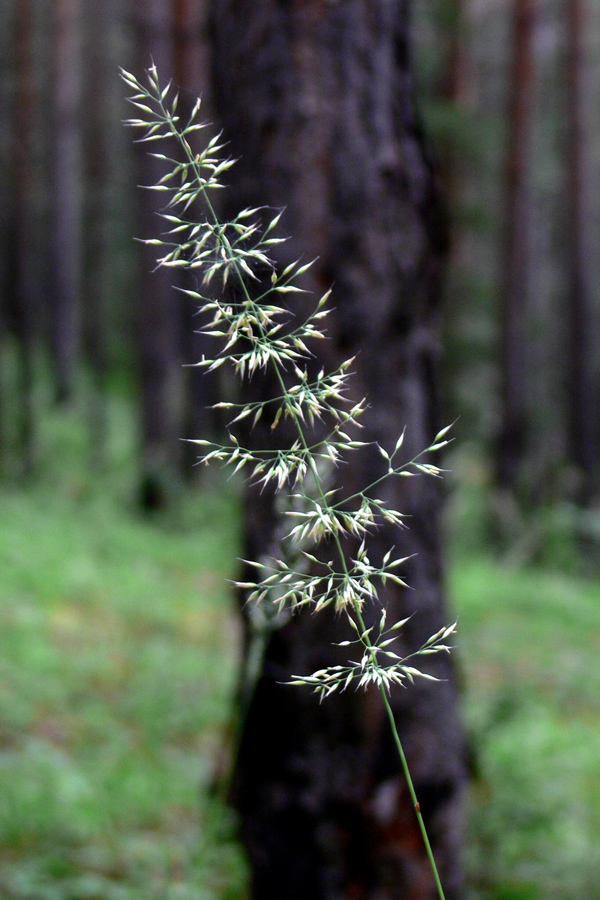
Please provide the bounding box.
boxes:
[446,447,600,573]
[0,396,248,900]
[121,63,457,898]
[2,404,599,899]
[453,553,600,900]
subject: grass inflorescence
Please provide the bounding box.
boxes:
[121,63,457,898]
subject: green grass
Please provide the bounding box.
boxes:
[453,558,600,899]
[0,396,248,900]
[1,397,599,899]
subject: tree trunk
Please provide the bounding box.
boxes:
[211,2,466,898]
[51,0,83,403]
[432,0,466,219]
[82,0,109,469]
[132,0,181,509]
[565,0,596,503]
[13,0,37,475]
[496,0,534,494]
[172,0,220,478]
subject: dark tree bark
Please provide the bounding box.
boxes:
[82,0,110,469]
[172,0,220,478]
[51,0,83,403]
[132,0,181,508]
[496,0,534,493]
[12,0,37,475]
[211,2,466,898]
[564,0,596,502]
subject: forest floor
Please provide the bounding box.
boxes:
[1,398,599,900]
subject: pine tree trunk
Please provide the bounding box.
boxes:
[51,0,82,403]
[13,0,37,475]
[172,0,220,478]
[82,0,109,469]
[496,0,534,494]
[565,0,596,502]
[211,2,466,898]
[132,0,181,508]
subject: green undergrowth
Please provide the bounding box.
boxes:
[0,395,248,900]
[454,556,600,899]
[1,397,599,899]
[447,449,600,897]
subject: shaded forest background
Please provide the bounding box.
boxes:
[1,1,600,899]
[2,0,600,537]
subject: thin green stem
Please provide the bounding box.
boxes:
[326,446,440,513]
[379,685,447,900]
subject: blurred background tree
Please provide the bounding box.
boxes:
[2,0,599,524]
[416,0,600,558]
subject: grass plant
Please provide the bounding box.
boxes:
[121,63,458,898]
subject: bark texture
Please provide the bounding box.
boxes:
[211,2,466,899]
